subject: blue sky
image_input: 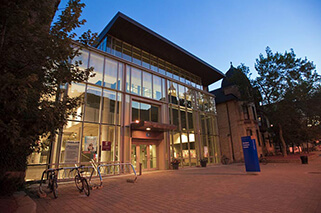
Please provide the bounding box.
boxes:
[55,0,321,90]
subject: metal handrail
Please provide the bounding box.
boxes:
[97,163,137,187]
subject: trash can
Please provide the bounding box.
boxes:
[300,156,308,164]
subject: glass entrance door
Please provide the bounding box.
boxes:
[131,144,157,171]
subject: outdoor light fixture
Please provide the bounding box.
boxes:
[146,127,151,131]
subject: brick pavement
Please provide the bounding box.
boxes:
[29,153,321,213]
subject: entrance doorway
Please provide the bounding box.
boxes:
[131,143,157,171]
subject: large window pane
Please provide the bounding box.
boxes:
[188,111,194,131]
[132,101,139,121]
[172,108,179,127]
[140,103,151,121]
[116,93,122,125]
[180,110,187,130]
[168,81,178,105]
[61,121,82,163]
[102,89,116,124]
[142,71,152,98]
[82,123,99,162]
[153,75,162,100]
[118,63,123,91]
[173,132,181,159]
[100,125,116,162]
[104,58,118,89]
[186,88,192,108]
[72,49,89,71]
[151,105,159,122]
[84,85,101,123]
[126,66,130,93]
[88,52,104,86]
[178,85,186,107]
[131,67,141,95]
[68,83,85,121]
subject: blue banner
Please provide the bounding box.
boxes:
[241,136,260,172]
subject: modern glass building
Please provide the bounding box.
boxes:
[26,12,225,180]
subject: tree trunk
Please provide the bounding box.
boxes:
[278,124,287,157]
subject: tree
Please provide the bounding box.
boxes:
[254,47,320,156]
[0,0,96,194]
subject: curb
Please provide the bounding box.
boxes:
[13,191,36,213]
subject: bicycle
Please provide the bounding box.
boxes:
[221,155,230,165]
[39,168,63,199]
[70,165,90,196]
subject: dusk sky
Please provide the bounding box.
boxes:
[55,0,321,91]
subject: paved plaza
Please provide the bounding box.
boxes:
[29,154,321,213]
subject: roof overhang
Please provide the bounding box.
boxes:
[96,12,225,86]
[130,121,177,132]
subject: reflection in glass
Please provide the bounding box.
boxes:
[104,58,118,89]
[142,71,152,98]
[88,52,104,86]
[168,81,178,104]
[178,85,185,107]
[118,63,123,91]
[84,85,101,123]
[68,83,85,121]
[131,68,141,95]
[72,49,89,71]
[126,66,130,93]
[102,89,116,124]
[153,75,162,100]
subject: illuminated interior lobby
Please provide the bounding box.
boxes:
[26,12,225,180]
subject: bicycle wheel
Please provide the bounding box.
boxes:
[75,175,82,191]
[52,179,58,199]
[82,178,90,197]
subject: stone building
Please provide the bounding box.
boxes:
[211,64,266,162]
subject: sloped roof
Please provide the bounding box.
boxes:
[96,12,225,86]
[211,88,238,104]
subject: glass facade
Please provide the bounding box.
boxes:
[26,38,220,180]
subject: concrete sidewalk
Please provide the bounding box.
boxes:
[27,154,321,213]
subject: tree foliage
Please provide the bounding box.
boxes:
[0,0,96,194]
[254,47,320,155]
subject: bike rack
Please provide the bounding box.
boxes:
[38,168,63,198]
[38,163,137,197]
[97,163,137,187]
